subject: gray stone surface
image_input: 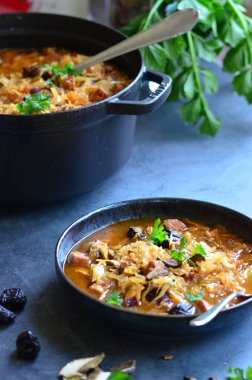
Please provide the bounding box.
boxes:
[1,66,252,379]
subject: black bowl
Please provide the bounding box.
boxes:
[55,198,252,335]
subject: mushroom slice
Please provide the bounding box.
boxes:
[59,353,105,378]
[110,359,136,374]
[87,368,111,380]
[146,268,168,280]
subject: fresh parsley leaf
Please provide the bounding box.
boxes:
[170,237,189,262]
[150,219,168,245]
[227,366,252,380]
[143,44,168,72]
[199,109,221,137]
[123,0,252,135]
[233,67,252,104]
[180,237,189,250]
[106,291,124,307]
[192,243,207,257]
[108,372,133,380]
[170,249,185,262]
[43,62,80,77]
[200,68,218,95]
[246,367,252,380]
[16,91,52,114]
[227,366,245,380]
[186,291,204,301]
[180,96,203,125]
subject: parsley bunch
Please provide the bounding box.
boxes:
[123,0,252,136]
[170,237,207,265]
[17,91,52,114]
[106,291,124,307]
[227,366,252,380]
[108,372,133,380]
[150,218,168,245]
[43,62,80,77]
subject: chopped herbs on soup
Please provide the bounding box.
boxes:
[0,47,131,115]
[64,217,252,315]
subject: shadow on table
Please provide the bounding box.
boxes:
[26,279,249,363]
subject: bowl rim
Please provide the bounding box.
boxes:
[55,197,252,320]
[0,12,144,120]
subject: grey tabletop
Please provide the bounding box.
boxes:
[1,65,252,380]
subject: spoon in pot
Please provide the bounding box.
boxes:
[75,8,198,71]
[189,292,252,327]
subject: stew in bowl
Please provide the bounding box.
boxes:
[64,216,252,316]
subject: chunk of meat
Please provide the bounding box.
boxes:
[68,251,91,267]
[142,259,167,275]
[88,88,109,103]
[197,299,212,312]
[76,268,90,279]
[164,219,187,232]
[89,283,105,297]
[120,256,137,269]
[60,74,76,90]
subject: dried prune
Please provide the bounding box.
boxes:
[127,227,139,239]
[16,331,40,359]
[169,302,195,315]
[160,238,170,249]
[1,288,27,311]
[23,65,41,78]
[0,305,16,324]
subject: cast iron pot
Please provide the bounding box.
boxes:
[56,198,252,336]
[0,13,171,204]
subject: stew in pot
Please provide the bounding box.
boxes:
[0,47,131,115]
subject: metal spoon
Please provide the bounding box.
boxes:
[75,9,198,71]
[189,292,252,327]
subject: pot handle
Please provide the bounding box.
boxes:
[107,68,172,115]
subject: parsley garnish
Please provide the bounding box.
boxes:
[108,372,133,380]
[185,291,204,302]
[122,0,252,136]
[43,62,80,77]
[150,218,168,245]
[106,291,124,307]
[170,237,190,262]
[227,366,252,380]
[16,91,52,114]
[192,243,207,257]
[170,239,206,266]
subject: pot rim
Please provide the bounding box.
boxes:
[55,197,252,321]
[0,12,144,121]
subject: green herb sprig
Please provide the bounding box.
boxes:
[43,62,80,78]
[149,218,168,245]
[16,91,52,114]
[106,291,124,307]
[123,0,252,136]
[186,291,204,301]
[171,239,207,265]
[227,366,252,380]
[170,237,190,262]
[192,242,207,257]
[108,372,133,380]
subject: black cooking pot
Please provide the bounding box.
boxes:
[0,13,171,204]
[55,198,252,336]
